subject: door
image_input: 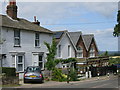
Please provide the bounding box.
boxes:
[32,54,39,66]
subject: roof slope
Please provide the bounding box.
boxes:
[53,31,67,44]
[82,34,94,51]
[0,14,53,34]
[68,32,82,46]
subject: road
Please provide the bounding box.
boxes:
[2,75,120,90]
[34,75,119,88]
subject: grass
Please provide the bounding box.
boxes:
[0,84,21,87]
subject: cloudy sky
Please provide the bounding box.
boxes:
[1,1,119,51]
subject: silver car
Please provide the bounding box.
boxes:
[24,66,44,83]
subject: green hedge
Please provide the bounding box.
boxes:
[1,67,16,77]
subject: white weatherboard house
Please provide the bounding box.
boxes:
[0,0,53,76]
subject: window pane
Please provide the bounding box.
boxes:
[58,45,61,57]
[18,64,23,71]
[35,33,39,39]
[39,55,42,61]
[15,39,20,45]
[77,52,83,57]
[39,62,42,68]
[18,56,23,63]
[14,30,20,37]
[77,46,83,51]
[68,45,70,57]
[35,40,39,46]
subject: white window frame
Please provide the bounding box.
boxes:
[58,45,61,58]
[68,45,71,57]
[89,47,95,57]
[38,55,44,69]
[16,55,24,72]
[32,53,44,70]
[35,33,40,47]
[77,46,83,58]
[14,29,20,46]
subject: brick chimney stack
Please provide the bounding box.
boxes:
[6,0,18,20]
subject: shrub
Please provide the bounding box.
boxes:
[1,67,16,77]
[52,68,67,82]
[69,68,78,81]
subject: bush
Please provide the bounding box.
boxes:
[69,68,78,81]
[52,68,67,82]
[1,67,16,77]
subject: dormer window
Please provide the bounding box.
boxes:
[14,29,20,46]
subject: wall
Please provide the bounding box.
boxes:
[56,33,75,59]
[76,36,87,58]
[1,27,52,69]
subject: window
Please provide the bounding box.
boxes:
[77,46,83,58]
[14,30,20,46]
[68,45,71,57]
[58,45,61,57]
[12,55,15,67]
[89,47,95,57]
[35,33,40,47]
[17,56,24,72]
[39,55,43,69]
[77,52,83,58]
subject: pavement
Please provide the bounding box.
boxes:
[14,74,118,88]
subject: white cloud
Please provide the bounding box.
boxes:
[81,28,118,51]
[82,2,118,18]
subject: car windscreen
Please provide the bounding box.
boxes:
[27,67,41,72]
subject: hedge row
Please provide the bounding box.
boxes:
[1,67,16,76]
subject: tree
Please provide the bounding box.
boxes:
[113,10,120,37]
[109,58,120,65]
[44,38,57,71]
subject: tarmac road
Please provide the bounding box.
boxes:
[2,75,120,90]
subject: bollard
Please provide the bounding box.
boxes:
[97,72,99,80]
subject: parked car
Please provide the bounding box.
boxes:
[24,66,44,83]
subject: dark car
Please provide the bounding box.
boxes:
[24,66,44,83]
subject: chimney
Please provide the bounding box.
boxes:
[32,16,40,26]
[6,0,18,20]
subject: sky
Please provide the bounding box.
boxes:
[1,1,119,51]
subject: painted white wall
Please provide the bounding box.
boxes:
[1,27,52,70]
[56,33,75,59]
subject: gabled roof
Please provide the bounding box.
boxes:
[82,34,94,51]
[53,30,77,51]
[0,14,53,34]
[54,30,98,52]
[68,32,82,46]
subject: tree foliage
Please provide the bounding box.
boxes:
[44,38,57,71]
[109,58,120,65]
[113,10,120,37]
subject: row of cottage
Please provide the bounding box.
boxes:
[0,0,98,73]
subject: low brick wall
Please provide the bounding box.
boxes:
[2,76,19,85]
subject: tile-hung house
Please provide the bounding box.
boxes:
[0,0,53,74]
[53,30,98,68]
[76,34,98,58]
